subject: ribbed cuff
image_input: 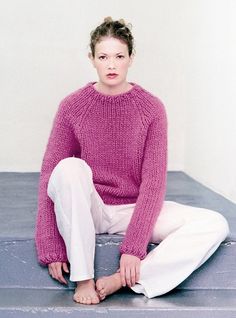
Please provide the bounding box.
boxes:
[119,243,147,260]
[38,252,68,265]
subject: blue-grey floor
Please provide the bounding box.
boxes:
[0,171,235,240]
[0,171,236,317]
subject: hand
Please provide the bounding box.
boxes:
[119,254,141,288]
[48,262,69,284]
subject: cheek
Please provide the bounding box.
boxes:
[122,63,130,72]
[96,64,105,73]
[120,61,130,70]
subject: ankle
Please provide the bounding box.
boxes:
[77,278,95,286]
[113,272,122,284]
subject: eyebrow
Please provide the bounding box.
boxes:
[98,52,124,55]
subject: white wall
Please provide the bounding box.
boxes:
[182,0,236,203]
[1,0,235,203]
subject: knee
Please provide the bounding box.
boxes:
[49,157,92,185]
[206,211,230,241]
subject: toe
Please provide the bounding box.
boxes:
[79,296,84,304]
[99,288,106,297]
[86,297,92,305]
[83,297,89,304]
[99,294,106,301]
[73,294,79,303]
[96,280,102,291]
[92,296,100,304]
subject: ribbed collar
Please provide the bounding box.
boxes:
[84,81,141,101]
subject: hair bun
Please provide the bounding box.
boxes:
[118,18,125,25]
[103,17,127,27]
[104,16,113,23]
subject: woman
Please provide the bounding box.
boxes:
[35,17,229,305]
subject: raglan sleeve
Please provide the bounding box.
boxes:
[119,100,168,260]
[35,99,80,265]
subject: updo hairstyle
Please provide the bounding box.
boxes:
[89,16,135,57]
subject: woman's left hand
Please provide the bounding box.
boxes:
[119,254,141,288]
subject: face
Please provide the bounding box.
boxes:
[89,36,134,89]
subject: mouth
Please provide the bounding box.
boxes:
[106,73,118,78]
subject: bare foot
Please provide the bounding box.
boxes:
[73,279,100,305]
[96,272,123,301]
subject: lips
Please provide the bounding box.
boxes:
[107,73,118,79]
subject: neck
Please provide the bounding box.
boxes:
[94,81,132,96]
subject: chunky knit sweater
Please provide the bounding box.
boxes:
[35,81,168,265]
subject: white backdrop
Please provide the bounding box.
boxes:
[1,0,236,203]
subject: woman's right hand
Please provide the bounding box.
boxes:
[48,262,69,284]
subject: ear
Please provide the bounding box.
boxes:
[88,52,95,68]
[128,53,134,67]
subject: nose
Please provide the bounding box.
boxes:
[108,58,116,70]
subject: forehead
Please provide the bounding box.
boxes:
[95,37,128,54]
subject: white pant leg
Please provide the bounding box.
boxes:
[47,157,111,282]
[129,201,229,298]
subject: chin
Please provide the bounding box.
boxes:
[103,78,125,86]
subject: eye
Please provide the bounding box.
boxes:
[98,56,106,60]
[117,55,124,59]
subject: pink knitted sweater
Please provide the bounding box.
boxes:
[35,81,168,265]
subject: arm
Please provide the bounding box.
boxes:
[119,101,168,260]
[35,100,80,265]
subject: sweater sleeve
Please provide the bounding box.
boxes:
[119,101,168,260]
[35,100,80,265]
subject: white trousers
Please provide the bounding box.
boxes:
[47,157,229,298]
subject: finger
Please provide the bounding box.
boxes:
[125,266,131,288]
[51,263,67,284]
[120,264,126,287]
[49,264,56,278]
[48,265,53,277]
[55,265,68,284]
[62,262,69,273]
[50,264,58,280]
[135,264,140,282]
[130,266,136,287]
